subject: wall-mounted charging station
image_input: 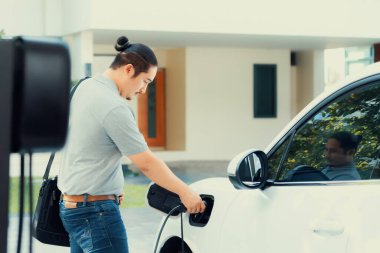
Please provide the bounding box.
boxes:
[0,36,70,253]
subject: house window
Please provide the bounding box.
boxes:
[345,47,373,75]
[253,64,277,118]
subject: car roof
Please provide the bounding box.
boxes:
[265,61,380,153]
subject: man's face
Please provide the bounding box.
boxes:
[324,138,354,166]
[121,65,157,100]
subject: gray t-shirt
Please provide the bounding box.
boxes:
[58,75,148,195]
[322,163,361,181]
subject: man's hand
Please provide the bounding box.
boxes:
[118,193,124,205]
[179,188,206,214]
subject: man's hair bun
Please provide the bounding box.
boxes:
[115,36,131,52]
[355,134,363,143]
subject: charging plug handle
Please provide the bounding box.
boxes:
[178,199,207,214]
[147,184,184,216]
[178,204,187,213]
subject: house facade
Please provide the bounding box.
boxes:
[2,0,379,174]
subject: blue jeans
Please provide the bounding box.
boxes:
[59,198,129,253]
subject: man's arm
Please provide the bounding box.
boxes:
[128,149,205,214]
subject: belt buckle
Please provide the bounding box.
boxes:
[64,201,78,209]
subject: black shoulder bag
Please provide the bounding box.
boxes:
[32,77,89,246]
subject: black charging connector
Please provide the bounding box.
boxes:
[147,184,185,216]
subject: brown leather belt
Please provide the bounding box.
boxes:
[63,194,116,203]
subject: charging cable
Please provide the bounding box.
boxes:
[180,212,184,253]
[154,204,187,253]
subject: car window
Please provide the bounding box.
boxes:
[269,81,380,182]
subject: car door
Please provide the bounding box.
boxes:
[218,77,380,253]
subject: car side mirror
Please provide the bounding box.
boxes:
[228,149,268,189]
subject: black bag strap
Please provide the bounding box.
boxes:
[43,76,90,181]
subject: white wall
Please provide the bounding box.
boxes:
[0,0,45,36]
[181,47,292,160]
[325,48,346,87]
[43,0,63,35]
[86,0,378,38]
[0,0,63,36]
[2,0,379,39]
[61,0,92,35]
[2,0,379,41]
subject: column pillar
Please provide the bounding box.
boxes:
[295,50,325,113]
[64,31,94,82]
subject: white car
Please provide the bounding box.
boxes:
[151,63,380,253]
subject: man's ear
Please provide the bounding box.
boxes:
[346,149,356,156]
[124,64,135,76]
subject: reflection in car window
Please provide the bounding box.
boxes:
[371,151,380,178]
[267,137,291,180]
[271,81,380,182]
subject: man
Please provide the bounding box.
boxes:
[58,36,205,253]
[322,131,362,181]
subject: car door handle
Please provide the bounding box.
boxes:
[312,221,344,236]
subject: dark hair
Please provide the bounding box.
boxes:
[110,36,158,77]
[329,131,362,151]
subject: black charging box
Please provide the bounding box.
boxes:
[0,36,71,153]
